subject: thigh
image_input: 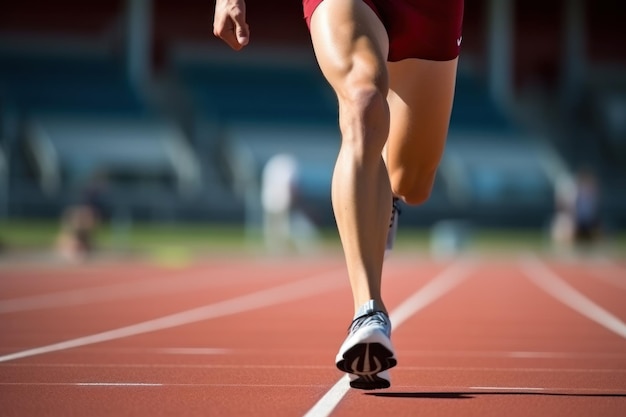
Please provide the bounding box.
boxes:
[385,58,458,199]
[308,0,389,98]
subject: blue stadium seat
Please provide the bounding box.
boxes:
[174,60,337,126]
[0,51,148,117]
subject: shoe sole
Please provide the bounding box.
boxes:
[337,342,397,389]
[336,328,397,390]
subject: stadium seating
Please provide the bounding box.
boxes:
[170,46,337,127]
[0,50,146,117]
[0,46,202,218]
[0,43,563,227]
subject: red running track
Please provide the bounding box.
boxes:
[0,253,625,416]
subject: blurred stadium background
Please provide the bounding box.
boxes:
[0,0,624,258]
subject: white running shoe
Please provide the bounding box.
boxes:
[385,197,401,257]
[335,300,397,390]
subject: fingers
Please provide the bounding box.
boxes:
[213,0,249,50]
[234,18,250,47]
[213,18,249,50]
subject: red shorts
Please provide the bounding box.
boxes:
[303,0,464,62]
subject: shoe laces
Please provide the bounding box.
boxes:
[349,310,390,335]
[389,197,402,228]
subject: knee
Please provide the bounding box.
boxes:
[398,186,432,206]
[340,61,387,108]
[390,168,437,206]
[339,82,389,158]
[344,81,386,113]
[341,82,387,126]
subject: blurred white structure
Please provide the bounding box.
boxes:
[226,124,336,249]
[261,153,319,255]
[25,115,201,197]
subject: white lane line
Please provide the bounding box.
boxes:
[156,347,230,355]
[399,350,626,359]
[0,277,202,314]
[2,363,333,369]
[76,383,163,387]
[302,375,351,417]
[591,272,626,291]
[562,256,626,290]
[0,382,329,388]
[410,366,626,373]
[470,386,545,391]
[388,259,474,328]
[3,382,625,394]
[586,261,626,291]
[303,259,474,417]
[388,385,626,394]
[0,268,345,363]
[0,266,248,314]
[5,363,624,373]
[521,254,626,339]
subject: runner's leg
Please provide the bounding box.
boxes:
[309,0,391,314]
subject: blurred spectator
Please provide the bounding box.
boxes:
[56,171,109,261]
[572,168,602,243]
[551,167,602,249]
[261,153,319,255]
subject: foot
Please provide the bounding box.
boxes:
[335,300,397,389]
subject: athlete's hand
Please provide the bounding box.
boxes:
[213,0,250,50]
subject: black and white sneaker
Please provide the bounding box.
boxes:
[385,197,401,257]
[335,300,397,390]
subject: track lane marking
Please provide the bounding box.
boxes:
[155,347,230,355]
[0,268,346,363]
[0,382,331,387]
[303,259,475,417]
[76,382,163,386]
[586,260,626,291]
[470,386,545,391]
[0,264,283,314]
[1,382,625,394]
[399,350,626,359]
[4,363,624,373]
[521,254,626,339]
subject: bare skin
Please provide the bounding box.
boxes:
[386,59,458,205]
[213,0,249,50]
[213,0,458,315]
[309,0,391,314]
